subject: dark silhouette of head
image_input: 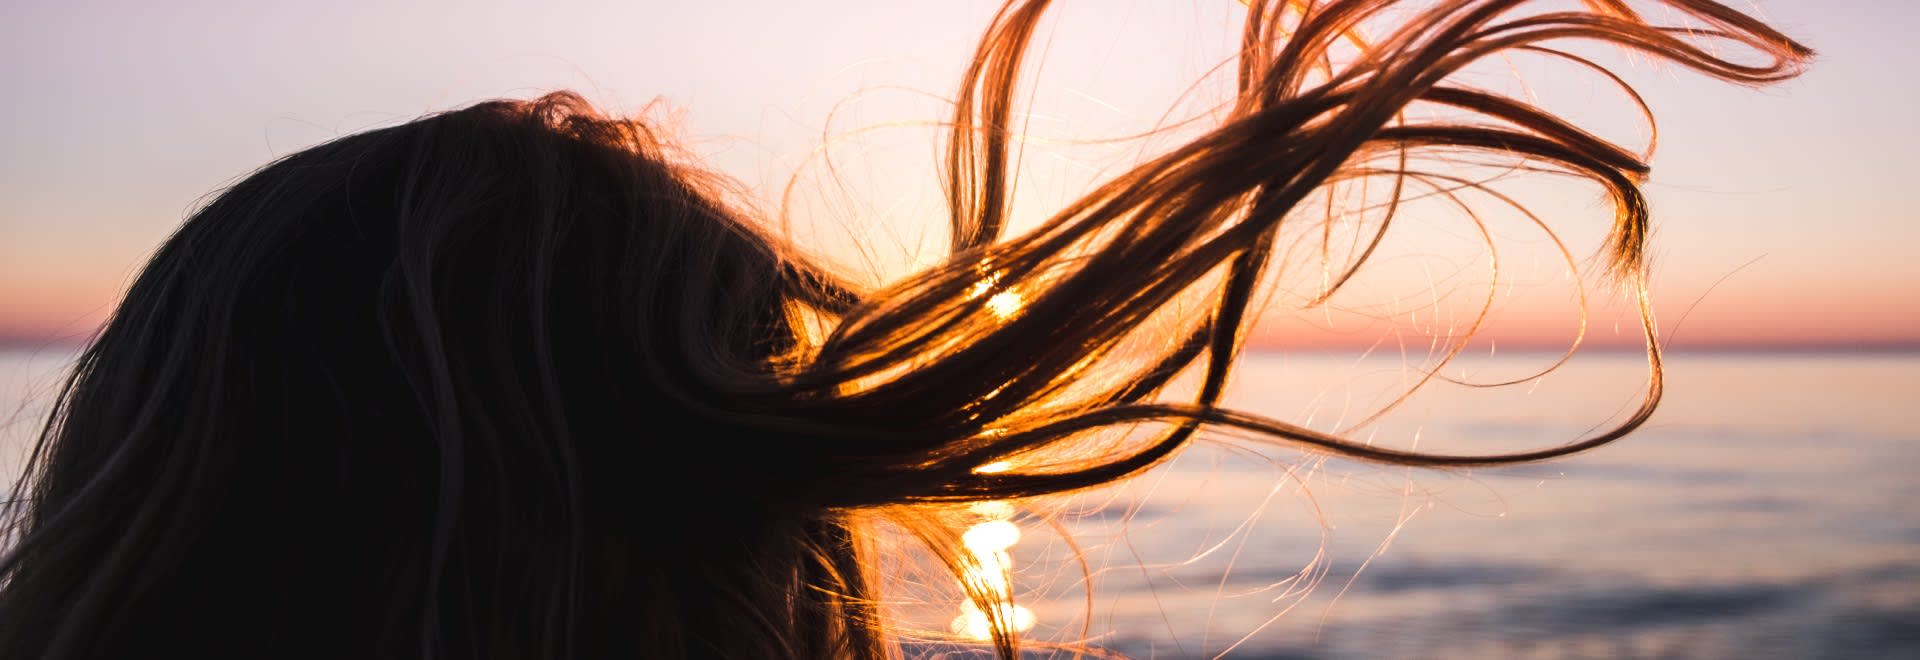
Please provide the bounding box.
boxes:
[0,93,893,658]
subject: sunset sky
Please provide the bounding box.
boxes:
[2,0,1913,350]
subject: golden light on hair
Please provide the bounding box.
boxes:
[972,460,1015,474]
[967,267,1025,320]
[967,273,1001,300]
[985,290,1024,320]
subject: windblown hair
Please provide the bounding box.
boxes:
[0,1,1806,658]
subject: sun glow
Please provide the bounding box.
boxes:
[969,269,1026,321]
[952,599,1038,642]
[985,290,1025,320]
[968,500,1015,518]
[962,519,1020,554]
[950,498,1037,641]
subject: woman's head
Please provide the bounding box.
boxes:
[0,92,896,658]
[1,1,1809,658]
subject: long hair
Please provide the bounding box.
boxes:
[0,1,1807,658]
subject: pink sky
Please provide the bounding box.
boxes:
[2,1,1913,350]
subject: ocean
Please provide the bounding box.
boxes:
[3,348,1915,658]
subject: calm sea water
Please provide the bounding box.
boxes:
[3,348,1915,658]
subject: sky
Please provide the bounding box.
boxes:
[1,0,1913,351]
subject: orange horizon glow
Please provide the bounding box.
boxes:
[6,244,1916,351]
[3,285,1920,353]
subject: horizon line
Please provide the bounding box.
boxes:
[4,332,1918,356]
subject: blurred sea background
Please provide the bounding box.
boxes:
[7,346,1913,658]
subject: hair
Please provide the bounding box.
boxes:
[0,1,1806,658]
